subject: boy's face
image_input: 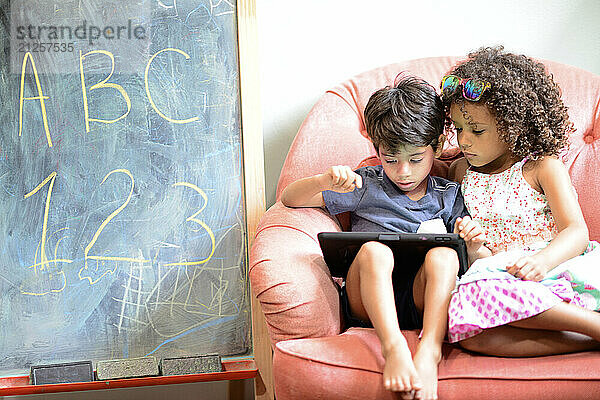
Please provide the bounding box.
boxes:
[378,137,442,196]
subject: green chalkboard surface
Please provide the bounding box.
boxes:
[0,0,250,376]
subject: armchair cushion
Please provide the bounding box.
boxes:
[274,328,600,400]
[250,203,343,345]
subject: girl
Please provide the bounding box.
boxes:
[442,46,600,356]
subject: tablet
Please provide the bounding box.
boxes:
[318,232,469,278]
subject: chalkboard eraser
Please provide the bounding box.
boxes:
[30,361,94,385]
[96,356,159,380]
[160,354,222,376]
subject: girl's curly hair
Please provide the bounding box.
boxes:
[441,46,574,160]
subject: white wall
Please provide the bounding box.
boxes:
[257,0,600,207]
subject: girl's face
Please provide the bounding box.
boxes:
[450,102,513,173]
[378,136,443,197]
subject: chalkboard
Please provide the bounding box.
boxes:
[0,0,255,376]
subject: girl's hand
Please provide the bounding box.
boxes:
[323,166,363,193]
[454,216,486,248]
[506,255,548,281]
[454,216,490,263]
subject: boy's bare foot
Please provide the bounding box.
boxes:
[412,344,441,400]
[382,343,422,395]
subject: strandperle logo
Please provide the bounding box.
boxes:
[10,0,151,73]
[15,20,147,45]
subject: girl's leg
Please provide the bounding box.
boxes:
[411,247,460,400]
[345,241,421,395]
[460,301,600,357]
[460,326,598,357]
[511,300,600,338]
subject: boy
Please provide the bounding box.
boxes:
[281,76,486,400]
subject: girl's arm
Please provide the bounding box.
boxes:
[508,157,589,280]
[451,158,492,263]
[281,166,363,208]
[454,216,492,265]
[448,157,469,183]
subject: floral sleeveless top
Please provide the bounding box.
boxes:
[461,159,559,254]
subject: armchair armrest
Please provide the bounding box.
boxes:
[249,202,343,346]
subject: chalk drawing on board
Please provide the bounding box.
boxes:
[0,0,250,376]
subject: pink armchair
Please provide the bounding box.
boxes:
[250,56,600,399]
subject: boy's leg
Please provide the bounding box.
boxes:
[412,247,460,400]
[345,241,422,395]
[460,301,600,357]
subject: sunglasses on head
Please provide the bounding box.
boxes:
[440,75,491,102]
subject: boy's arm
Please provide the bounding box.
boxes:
[280,174,328,208]
[281,166,363,208]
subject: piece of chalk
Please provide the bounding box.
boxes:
[160,354,222,376]
[95,356,159,380]
[30,361,94,385]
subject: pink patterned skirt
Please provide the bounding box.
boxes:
[447,241,600,343]
[448,278,582,342]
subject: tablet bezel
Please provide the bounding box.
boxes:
[318,232,469,278]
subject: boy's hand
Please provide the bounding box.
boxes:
[506,255,548,281]
[454,216,486,253]
[323,166,363,193]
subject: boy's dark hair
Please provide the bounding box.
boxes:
[441,46,573,159]
[364,75,444,154]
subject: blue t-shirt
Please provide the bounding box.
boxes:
[322,165,469,233]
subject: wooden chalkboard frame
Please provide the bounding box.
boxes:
[237,0,273,398]
[0,0,271,398]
